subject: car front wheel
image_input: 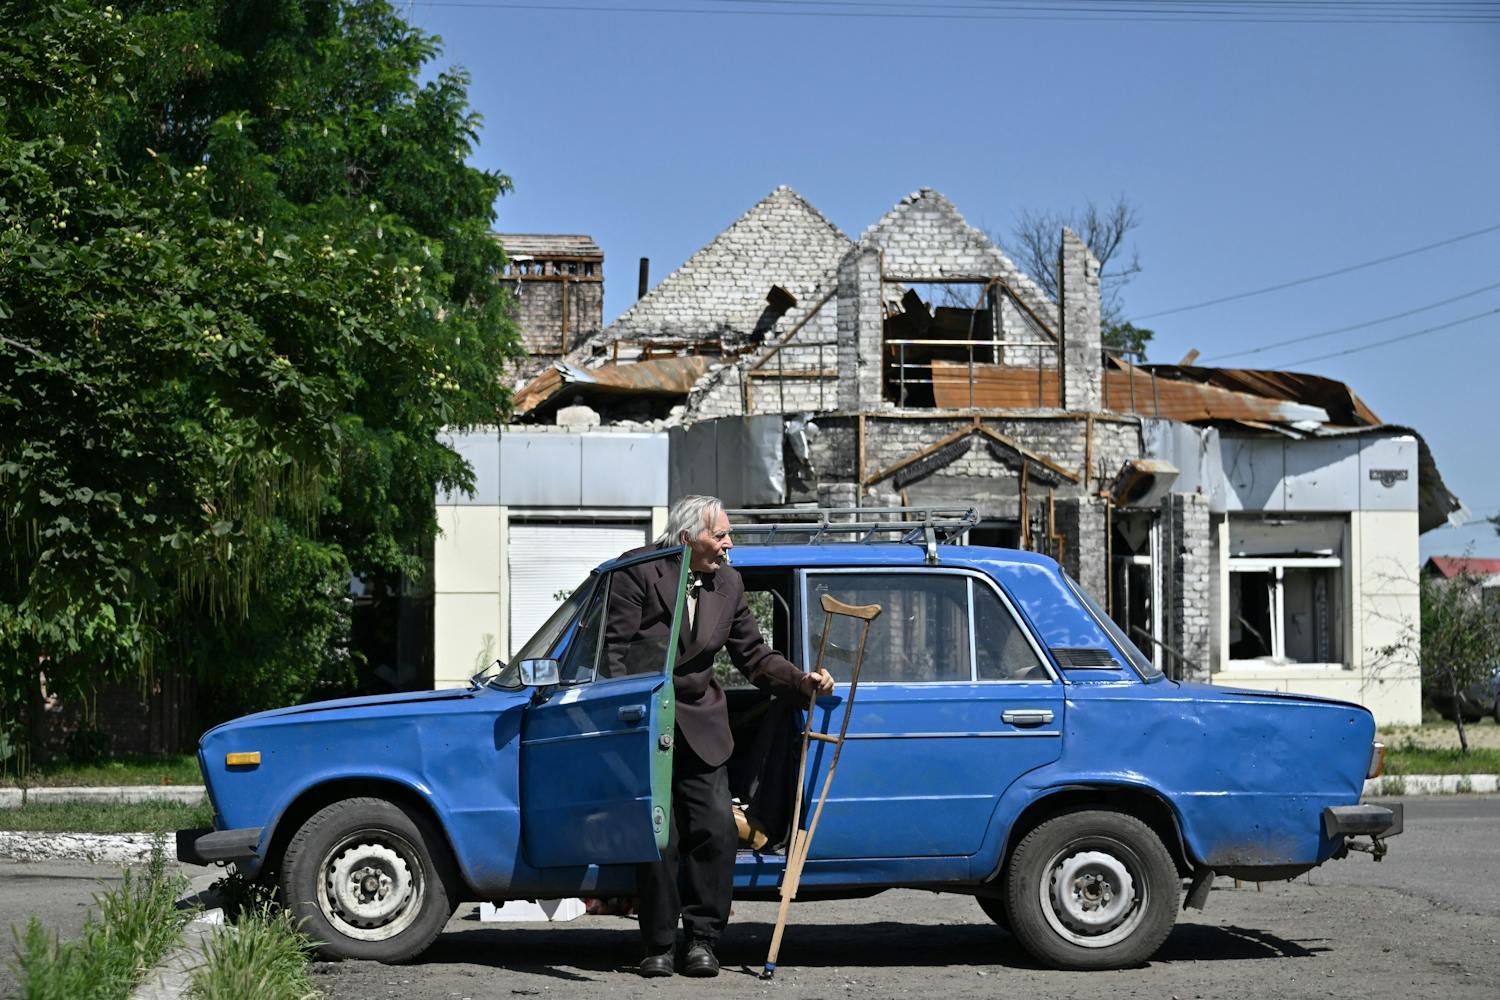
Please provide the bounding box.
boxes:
[279,797,456,962]
[1004,808,1179,970]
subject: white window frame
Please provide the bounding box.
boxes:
[1226,556,1344,671]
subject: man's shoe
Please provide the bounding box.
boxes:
[683,940,720,978]
[639,951,674,978]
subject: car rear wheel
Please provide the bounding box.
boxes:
[1004,809,1179,970]
[279,797,456,962]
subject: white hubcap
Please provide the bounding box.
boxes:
[1041,848,1143,948]
[319,836,423,941]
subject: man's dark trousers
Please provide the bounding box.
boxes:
[636,733,735,952]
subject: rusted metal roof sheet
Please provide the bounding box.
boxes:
[1139,364,1380,426]
[929,360,1331,425]
[493,234,603,259]
[514,356,711,415]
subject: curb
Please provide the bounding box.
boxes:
[0,785,206,808]
[0,831,168,864]
[130,877,226,1000]
[1364,773,1499,796]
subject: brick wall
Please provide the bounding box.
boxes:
[1161,491,1211,681]
[503,277,604,358]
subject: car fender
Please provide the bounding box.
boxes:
[970,766,1195,882]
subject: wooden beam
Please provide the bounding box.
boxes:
[862,421,978,488]
[973,423,1079,484]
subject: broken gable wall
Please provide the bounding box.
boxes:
[559,188,854,423]
[837,189,1063,412]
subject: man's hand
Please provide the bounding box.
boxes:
[801,667,835,697]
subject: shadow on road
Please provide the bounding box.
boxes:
[393,916,1330,979]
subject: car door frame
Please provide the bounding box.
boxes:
[518,545,690,868]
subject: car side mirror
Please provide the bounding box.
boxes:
[519,658,560,687]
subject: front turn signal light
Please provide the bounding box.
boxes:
[225,751,261,767]
[1367,742,1386,779]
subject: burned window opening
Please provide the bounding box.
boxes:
[879,280,1060,409]
[1228,561,1343,666]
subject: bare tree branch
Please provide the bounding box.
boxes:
[994,194,1142,327]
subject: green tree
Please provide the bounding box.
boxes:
[1416,574,1500,753]
[0,1,520,749]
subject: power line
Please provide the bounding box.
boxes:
[416,0,1500,23]
[1203,280,1500,362]
[1270,306,1500,368]
[1136,221,1500,319]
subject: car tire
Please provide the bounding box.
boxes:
[1004,808,1179,970]
[975,894,1010,931]
[279,797,456,962]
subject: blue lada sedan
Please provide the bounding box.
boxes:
[178,540,1400,971]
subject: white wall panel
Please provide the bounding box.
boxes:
[581,433,670,507]
[1220,437,1286,512]
[433,506,501,594]
[499,434,582,506]
[1359,436,1419,511]
[434,593,502,689]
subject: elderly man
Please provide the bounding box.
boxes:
[604,495,833,978]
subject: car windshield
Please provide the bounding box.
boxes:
[1063,572,1164,681]
[484,574,598,689]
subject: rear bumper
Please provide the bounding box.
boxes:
[1323,803,1404,839]
[176,826,263,866]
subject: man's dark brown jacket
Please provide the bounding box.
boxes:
[602,548,804,767]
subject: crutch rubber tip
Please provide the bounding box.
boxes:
[760,963,776,979]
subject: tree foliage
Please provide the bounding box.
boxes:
[0,1,520,744]
[1398,574,1500,753]
[996,195,1154,360]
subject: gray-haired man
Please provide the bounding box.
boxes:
[603,495,832,977]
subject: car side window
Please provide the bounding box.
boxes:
[558,578,608,683]
[558,549,689,683]
[807,572,970,683]
[973,582,1049,681]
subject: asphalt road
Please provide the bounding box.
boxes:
[1,797,1494,999]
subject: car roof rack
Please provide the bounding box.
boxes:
[724,506,978,565]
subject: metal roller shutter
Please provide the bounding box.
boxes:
[507,522,650,659]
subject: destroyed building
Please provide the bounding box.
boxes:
[495,233,604,371]
[432,187,1463,724]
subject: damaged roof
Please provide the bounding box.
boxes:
[494,234,603,259]
[930,357,1380,430]
[514,355,711,417]
[1135,364,1381,427]
[568,186,851,358]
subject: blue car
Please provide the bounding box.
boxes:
[178,539,1400,971]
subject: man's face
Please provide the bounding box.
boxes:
[684,508,733,573]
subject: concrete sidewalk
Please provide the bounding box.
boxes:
[0,785,206,808]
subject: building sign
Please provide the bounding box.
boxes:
[1368,469,1409,489]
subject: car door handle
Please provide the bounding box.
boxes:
[1002,709,1054,727]
[618,705,647,724]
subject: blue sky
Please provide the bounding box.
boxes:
[406,1,1500,557]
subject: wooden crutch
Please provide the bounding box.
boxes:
[761,592,882,980]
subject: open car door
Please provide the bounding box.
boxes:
[520,546,689,868]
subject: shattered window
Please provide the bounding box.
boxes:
[1228,560,1343,667]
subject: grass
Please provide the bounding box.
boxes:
[9,840,189,1000]
[0,799,212,834]
[1,754,201,789]
[1382,743,1500,776]
[188,906,318,1000]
